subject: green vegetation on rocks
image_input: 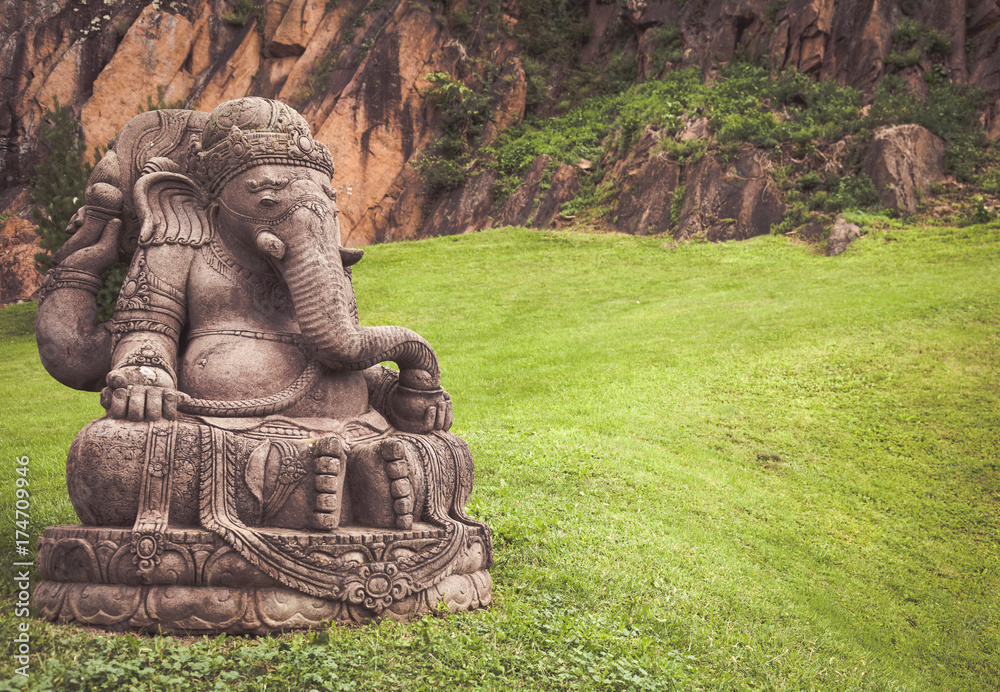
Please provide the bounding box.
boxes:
[472,60,998,230]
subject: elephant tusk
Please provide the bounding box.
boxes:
[255,230,287,260]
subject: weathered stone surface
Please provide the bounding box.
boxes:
[192,23,262,112]
[0,216,41,304]
[826,215,862,256]
[36,524,492,633]
[267,0,326,57]
[33,97,493,633]
[423,172,496,237]
[1,0,96,183]
[80,6,196,153]
[613,130,681,236]
[495,155,551,227]
[533,164,580,228]
[488,58,528,139]
[864,124,946,216]
[675,147,785,241]
[768,0,835,76]
[275,0,362,105]
[679,117,710,142]
[313,5,461,245]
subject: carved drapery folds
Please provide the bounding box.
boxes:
[42,414,493,632]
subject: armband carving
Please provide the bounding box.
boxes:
[36,266,103,304]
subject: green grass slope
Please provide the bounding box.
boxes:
[1,223,998,690]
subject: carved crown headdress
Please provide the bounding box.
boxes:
[191,97,335,193]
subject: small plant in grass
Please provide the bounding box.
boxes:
[959,194,995,226]
[976,168,1000,193]
[559,176,616,222]
[827,173,880,211]
[655,137,707,165]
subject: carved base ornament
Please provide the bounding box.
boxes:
[34,98,492,633]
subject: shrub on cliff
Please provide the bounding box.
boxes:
[30,97,92,276]
[29,99,124,321]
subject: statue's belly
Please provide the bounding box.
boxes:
[179,335,368,418]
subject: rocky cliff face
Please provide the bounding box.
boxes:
[1,0,527,248]
[2,0,1000,301]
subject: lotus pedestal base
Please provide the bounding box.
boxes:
[34,524,492,634]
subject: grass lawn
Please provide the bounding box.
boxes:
[0,222,997,690]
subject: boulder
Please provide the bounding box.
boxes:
[797,218,828,242]
[825,215,861,256]
[864,124,946,216]
[679,117,710,142]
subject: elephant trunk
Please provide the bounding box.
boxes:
[278,207,441,389]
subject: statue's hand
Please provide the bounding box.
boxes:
[390,384,453,434]
[52,212,123,274]
[101,366,179,422]
[53,180,125,270]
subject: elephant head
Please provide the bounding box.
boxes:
[131,98,442,393]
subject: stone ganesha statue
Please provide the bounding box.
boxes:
[32,98,492,633]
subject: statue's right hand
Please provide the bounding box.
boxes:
[101,367,179,422]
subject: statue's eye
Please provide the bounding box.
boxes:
[260,197,276,208]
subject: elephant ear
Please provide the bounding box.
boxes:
[133,170,212,248]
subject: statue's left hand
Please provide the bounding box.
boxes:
[390,385,453,434]
[101,366,179,422]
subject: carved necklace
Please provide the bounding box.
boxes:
[203,213,286,313]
